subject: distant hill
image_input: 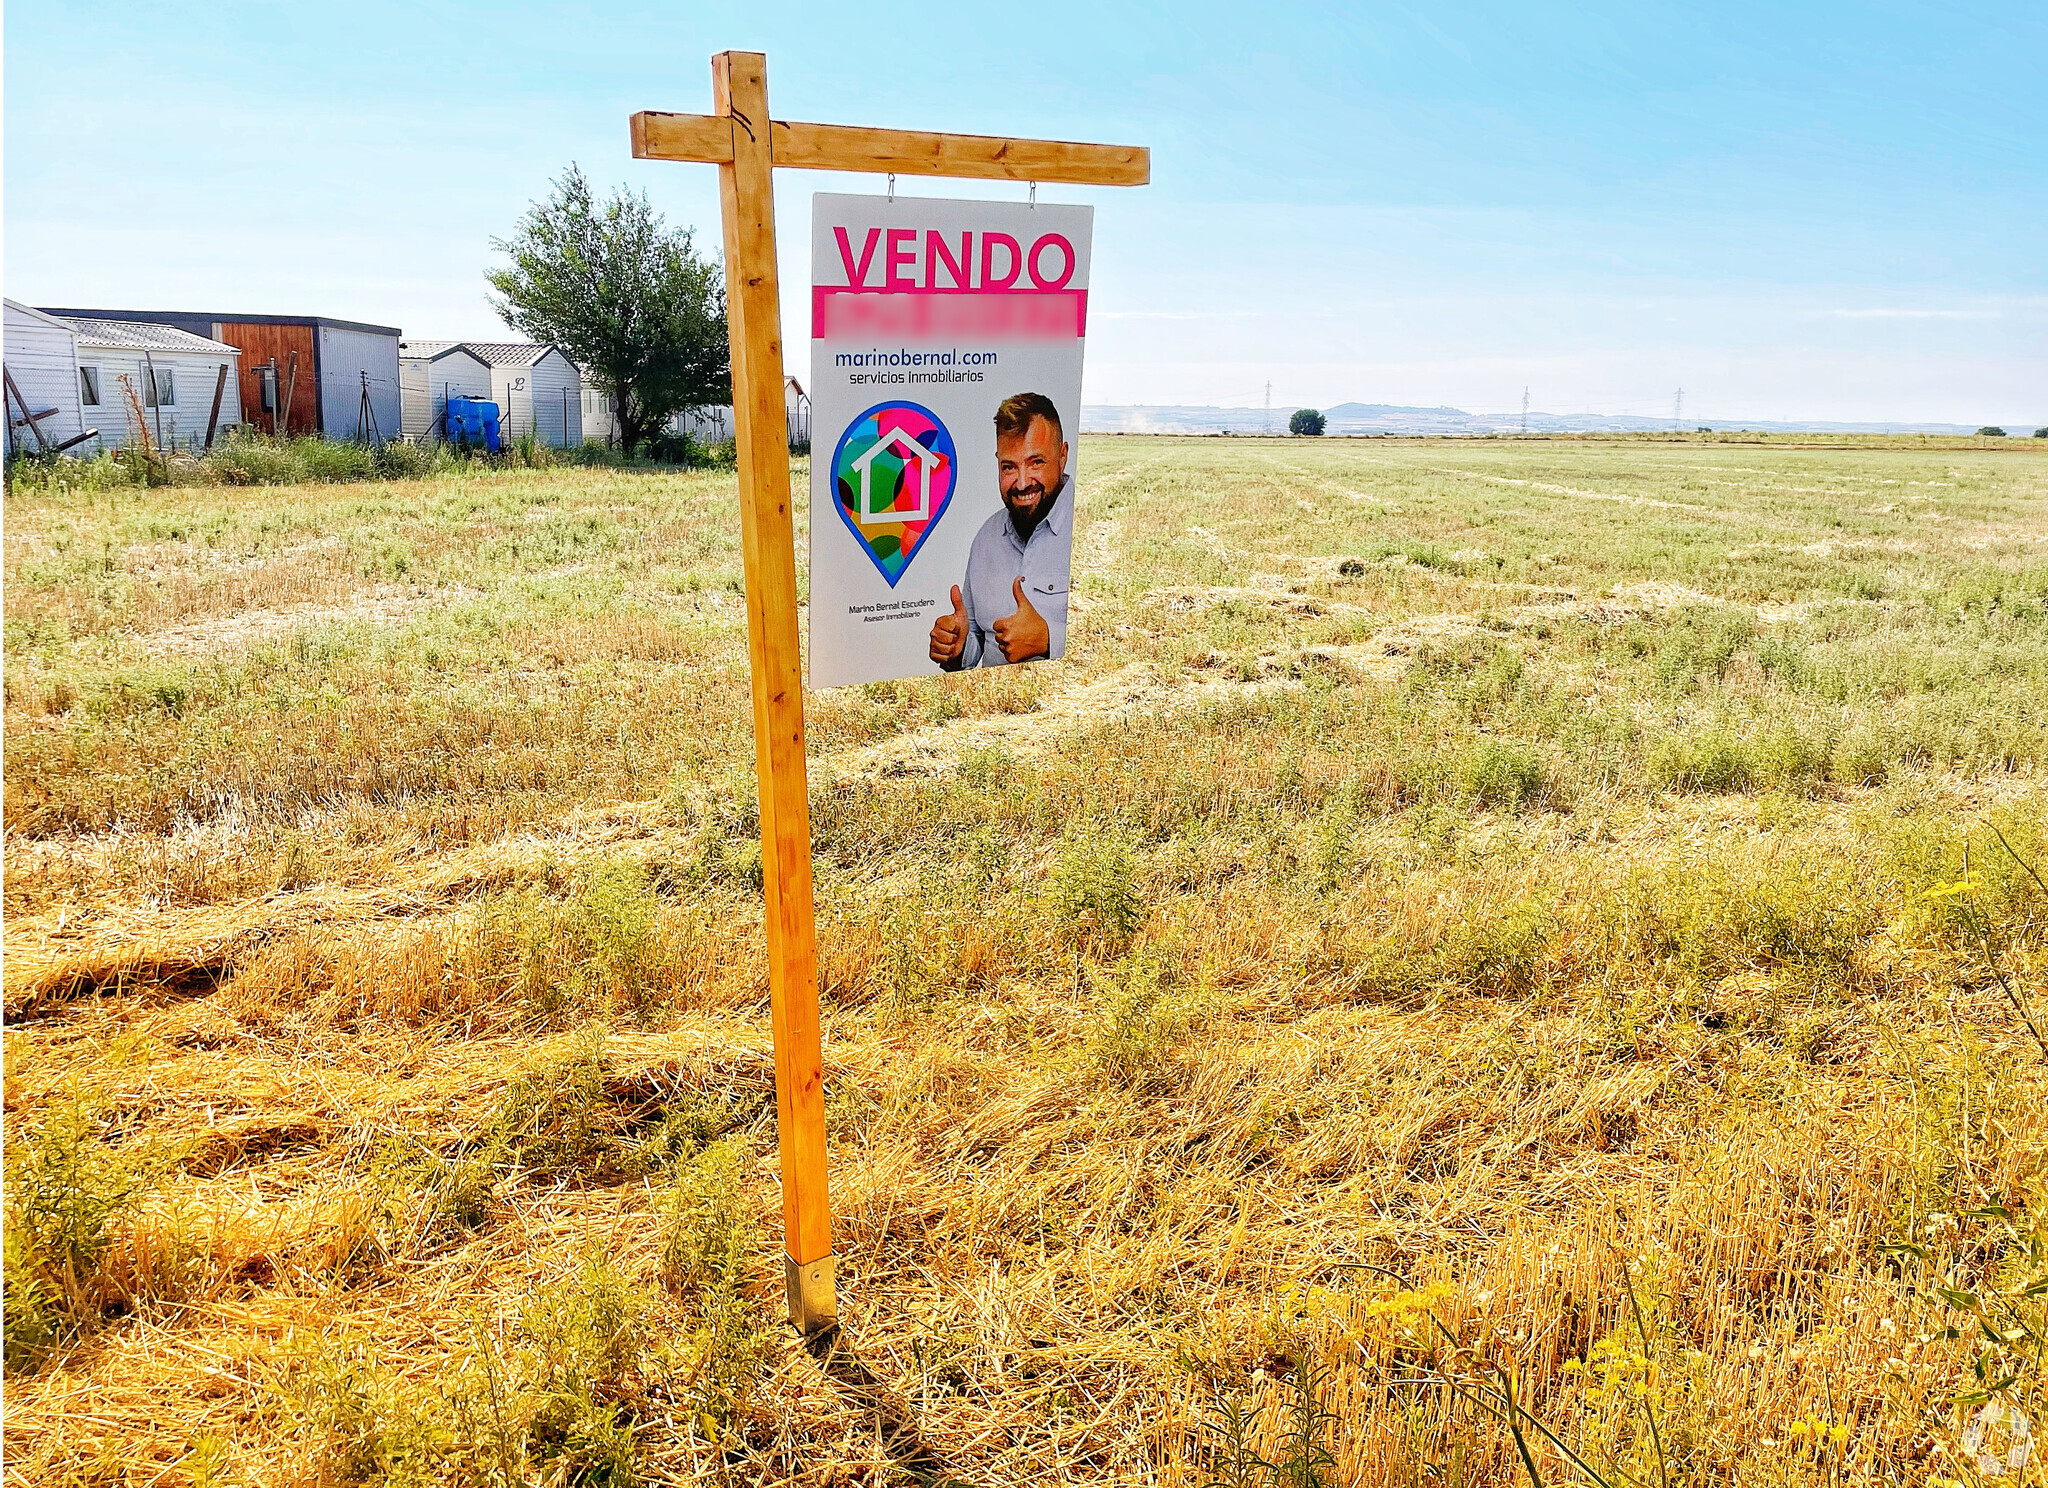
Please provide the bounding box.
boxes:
[1319,402,1490,434]
[1077,402,1510,436]
[1081,402,2004,437]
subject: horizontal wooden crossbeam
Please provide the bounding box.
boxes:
[631,111,1149,186]
[631,112,734,165]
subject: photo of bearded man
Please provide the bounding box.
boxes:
[928,391,1073,670]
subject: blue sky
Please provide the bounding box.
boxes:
[7,1,2042,422]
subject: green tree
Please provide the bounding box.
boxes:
[488,167,729,454]
[1977,426,2008,437]
[1288,407,1327,436]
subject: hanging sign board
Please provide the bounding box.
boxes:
[633,57,1145,1332]
[808,193,1093,689]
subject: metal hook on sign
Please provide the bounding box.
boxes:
[887,173,895,202]
[1029,181,1037,208]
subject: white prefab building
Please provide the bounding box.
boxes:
[676,404,735,441]
[313,321,403,442]
[58,318,241,454]
[4,300,88,455]
[40,308,396,442]
[673,378,806,444]
[785,376,811,447]
[398,341,494,442]
[576,389,733,446]
[571,367,806,449]
[578,378,617,444]
[466,343,582,446]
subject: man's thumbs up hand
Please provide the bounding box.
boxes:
[990,576,1051,663]
[929,583,970,665]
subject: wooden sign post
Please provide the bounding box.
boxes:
[632,52,1147,1335]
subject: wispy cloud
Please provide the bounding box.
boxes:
[1095,310,1257,321]
[1819,307,1999,320]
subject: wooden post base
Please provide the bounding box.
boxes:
[785,1252,838,1334]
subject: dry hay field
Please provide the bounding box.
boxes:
[6,434,2048,1487]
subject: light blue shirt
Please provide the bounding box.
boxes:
[943,475,1072,670]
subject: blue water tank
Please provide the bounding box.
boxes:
[444,397,503,454]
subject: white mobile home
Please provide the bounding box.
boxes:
[399,341,494,442]
[673,378,807,445]
[42,309,396,440]
[785,376,810,447]
[579,378,617,445]
[467,343,582,446]
[574,363,626,446]
[4,300,88,455]
[579,393,733,446]
[59,318,241,454]
[571,366,803,451]
[676,404,734,441]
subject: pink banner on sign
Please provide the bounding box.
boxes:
[812,288,1088,340]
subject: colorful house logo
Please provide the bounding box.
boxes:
[830,401,956,587]
[850,423,941,525]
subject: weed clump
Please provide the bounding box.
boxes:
[204,432,471,487]
[2,1231,61,1374]
[507,1256,650,1481]
[1451,735,1546,812]
[1087,956,1210,1084]
[1647,727,1754,793]
[490,1028,622,1181]
[1311,783,1362,892]
[1200,1355,1339,1488]
[1442,893,1555,995]
[283,1338,452,1483]
[1648,720,1832,796]
[3,1097,156,1371]
[1651,607,1755,691]
[369,1133,506,1257]
[1051,828,1144,949]
[659,1140,771,1429]
[1884,1204,2048,1449]
[284,1253,673,1485]
[510,429,555,470]
[1600,855,1873,996]
[365,1030,745,1264]
[576,858,661,1011]
[878,886,948,1019]
[1829,719,1893,785]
